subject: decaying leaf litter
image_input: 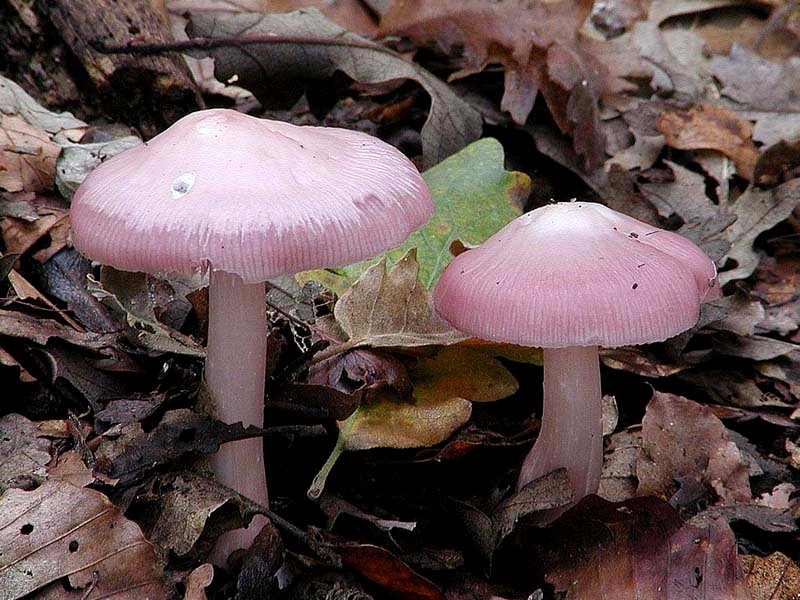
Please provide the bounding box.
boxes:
[0,0,799,598]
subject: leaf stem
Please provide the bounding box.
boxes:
[307,424,350,500]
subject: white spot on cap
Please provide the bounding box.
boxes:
[171,172,196,198]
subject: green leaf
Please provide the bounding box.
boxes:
[302,138,530,294]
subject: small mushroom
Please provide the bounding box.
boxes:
[433,201,716,507]
[70,109,432,555]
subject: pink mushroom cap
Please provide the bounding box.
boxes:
[433,201,718,348]
[70,109,433,281]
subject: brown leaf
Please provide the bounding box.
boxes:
[265,0,378,35]
[0,309,115,349]
[525,496,750,600]
[183,563,214,600]
[601,346,691,378]
[145,472,257,557]
[47,451,94,488]
[94,409,264,486]
[188,9,482,167]
[599,429,641,503]
[657,103,759,180]
[741,552,800,600]
[307,347,412,402]
[0,115,61,193]
[754,139,800,187]
[379,0,648,169]
[0,481,166,598]
[0,413,51,493]
[710,43,800,112]
[722,178,800,284]
[337,543,447,600]
[334,249,465,349]
[637,392,752,504]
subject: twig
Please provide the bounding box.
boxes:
[753,0,800,51]
[90,34,397,57]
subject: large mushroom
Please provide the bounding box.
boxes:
[433,201,717,504]
[70,108,433,555]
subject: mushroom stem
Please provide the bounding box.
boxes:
[206,270,269,556]
[517,346,603,500]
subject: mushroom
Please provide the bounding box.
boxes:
[70,109,433,554]
[432,201,716,504]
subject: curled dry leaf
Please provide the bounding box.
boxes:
[94,409,264,486]
[333,249,466,350]
[187,8,482,167]
[637,392,752,504]
[146,472,258,558]
[656,103,759,181]
[0,481,166,599]
[722,178,800,285]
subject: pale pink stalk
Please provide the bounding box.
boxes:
[206,270,269,556]
[517,346,602,495]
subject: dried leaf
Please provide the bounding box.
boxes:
[0,481,166,599]
[0,309,116,349]
[648,0,781,25]
[528,496,750,600]
[183,563,214,600]
[338,544,447,600]
[333,249,465,349]
[308,346,412,404]
[380,0,647,167]
[741,552,800,600]
[94,409,263,486]
[89,269,204,357]
[47,450,94,488]
[657,103,759,181]
[722,178,800,284]
[710,43,800,112]
[188,8,482,167]
[0,413,51,493]
[599,430,641,503]
[55,136,141,200]
[264,0,378,35]
[0,115,61,193]
[0,76,85,136]
[146,472,256,557]
[637,392,752,504]
[753,139,800,187]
